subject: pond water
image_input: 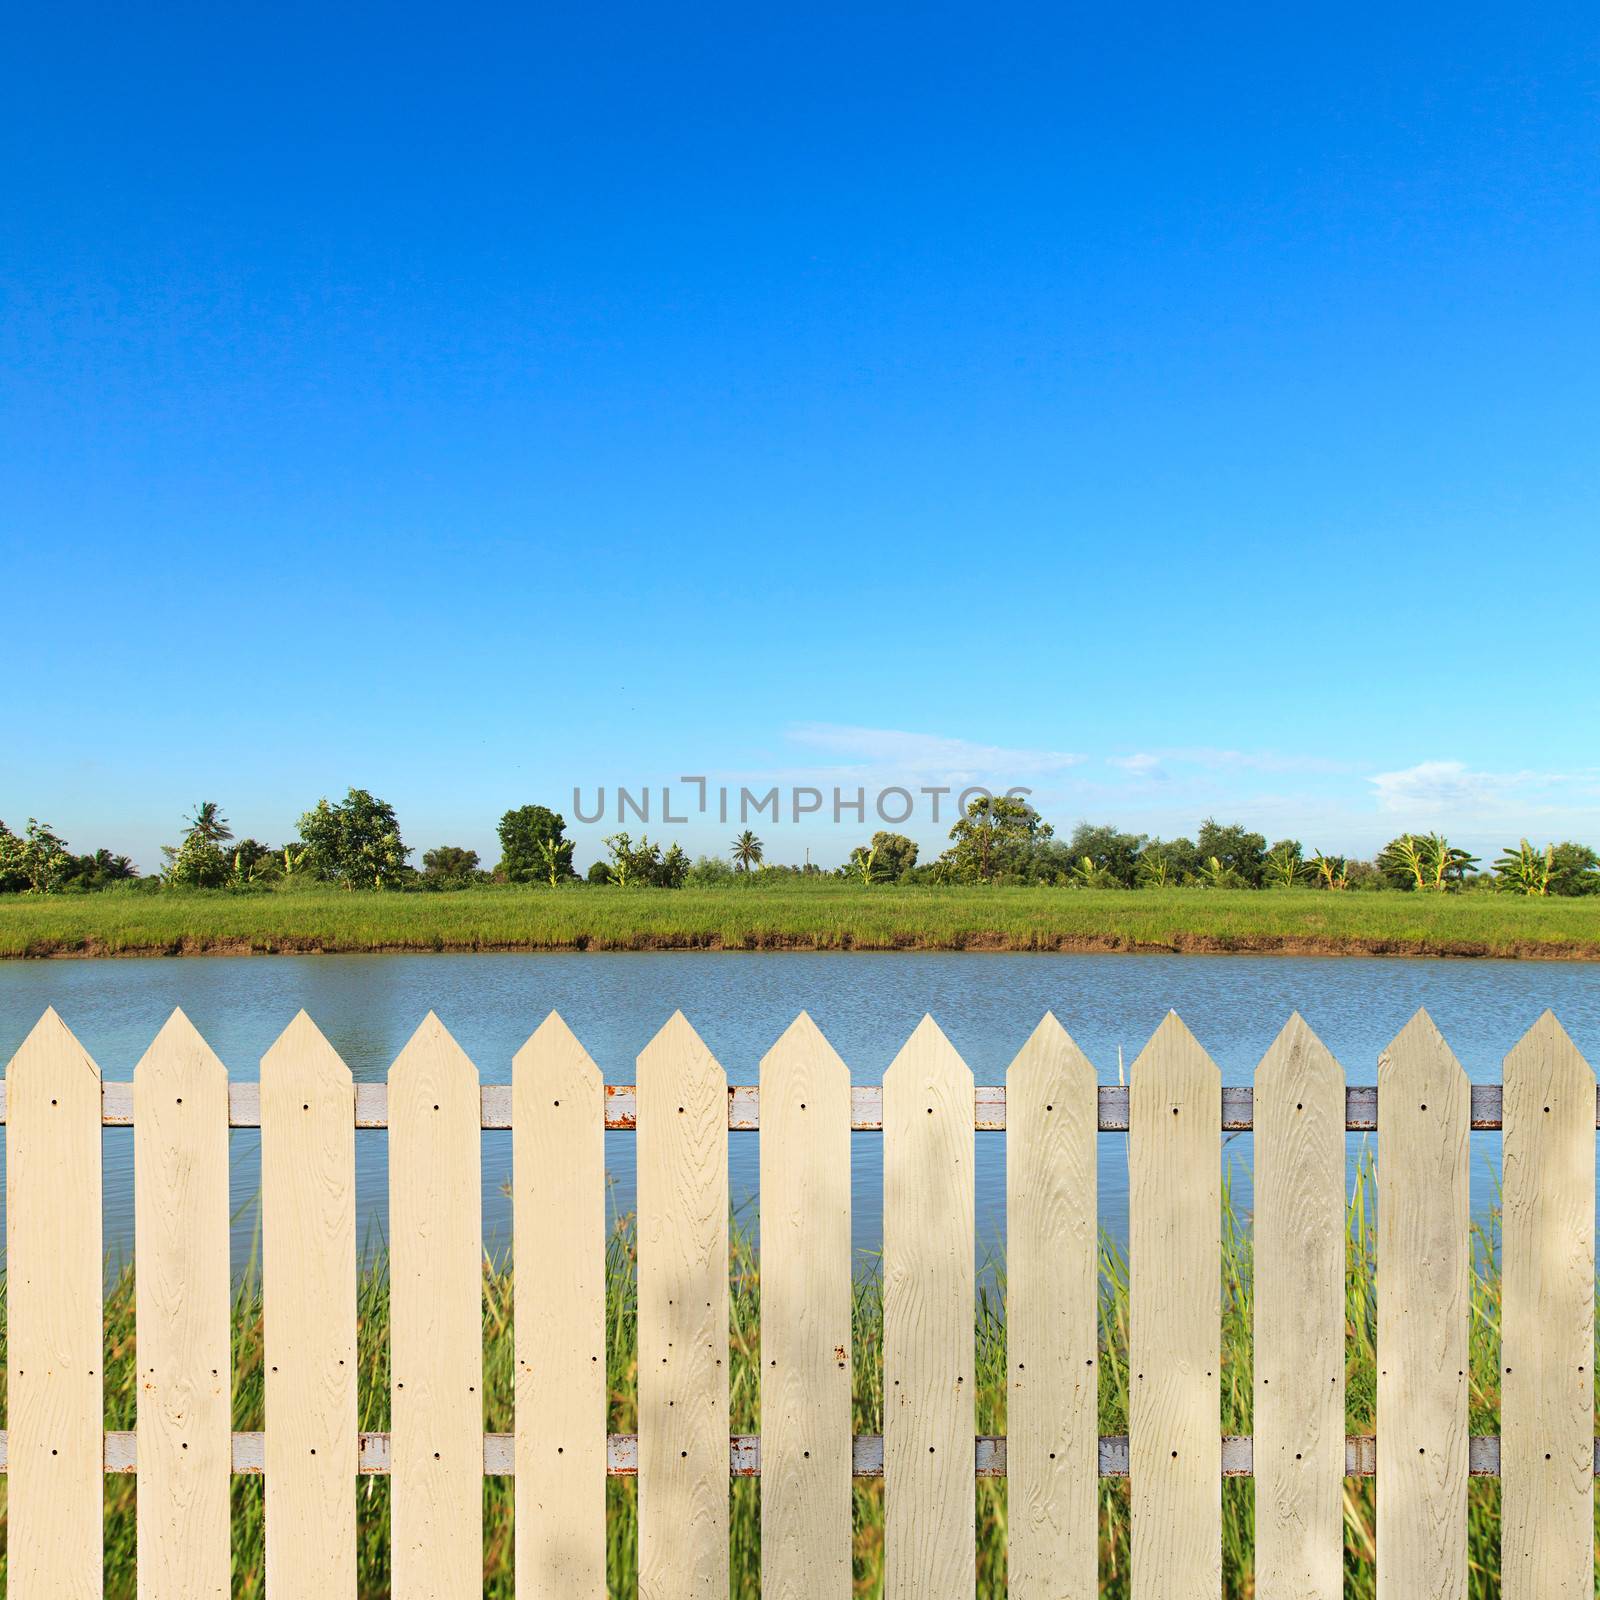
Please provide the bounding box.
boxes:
[2,951,1597,1278]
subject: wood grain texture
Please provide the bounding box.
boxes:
[1376,1009,1469,1600]
[389,1014,484,1599]
[5,1008,104,1600]
[883,1015,975,1600]
[759,1012,853,1600]
[1253,1014,1345,1600]
[513,1011,607,1598]
[1500,1010,1594,1599]
[1005,1013,1097,1600]
[134,1010,232,1599]
[1129,1011,1220,1600]
[261,1011,357,1599]
[637,1012,729,1599]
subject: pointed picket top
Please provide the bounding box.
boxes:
[134,1006,228,1088]
[6,1004,100,1084]
[642,1006,710,1055]
[1130,1008,1219,1086]
[761,1009,848,1080]
[1502,1008,1592,1133]
[389,1009,479,1089]
[1256,1010,1343,1092]
[262,1008,353,1088]
[638,1008,725,1093]
[1007,1010,1095,1094]
[884,1013,972,1092]
[1505,1008,1591,1076]
[513,1009,602,1091]
[1378,1007,1466,1096]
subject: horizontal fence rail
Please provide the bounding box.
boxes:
[0,1430,1596,1479]
[0,1080,1594,1130]
[5,1003,1595,1599]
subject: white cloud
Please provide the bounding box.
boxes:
[1367,760,1600,816]
[1107,752,1165,776]
[785,723,1086,780]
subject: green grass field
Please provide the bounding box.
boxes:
[0,1169,1585,1596]
[1,882,1598,959]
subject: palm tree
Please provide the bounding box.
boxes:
[730,830,764,872]
[184,801,233,844]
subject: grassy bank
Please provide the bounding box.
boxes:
[0,1173,1588,1595]
[2,882,1598,959]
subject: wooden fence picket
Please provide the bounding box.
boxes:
[1252,1013,1345,1600]
[8,998,1600,1595]
[1501,1011,1594,1598]
[637,1012,729,1600]
[883,1015,975,1600]
[5,1008,104,1600]
[759,1012,853,1600]
[513,1011,607,1599]
[1129,1011,1220,1600]
[261,1011,358,1599]
[134,1009,232,1598]
[1005,1013,1097,1600]
[1377,1009,1469,1600]
[389,1014,484,1599]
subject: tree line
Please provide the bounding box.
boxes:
[2,791,1596,897]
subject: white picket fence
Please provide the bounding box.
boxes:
[1,1003,1595,1597]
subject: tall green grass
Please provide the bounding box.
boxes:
[3,882,1598,959]
[0,1164,1592,1595]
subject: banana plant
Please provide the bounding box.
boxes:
[849,843,880,886]
[537,836,563,888]
[604,832,635,887]
[1380,831,1478,890]
[1493,838,1553,895]
[1068,854,1116,889]
[1379,833,1429,889]
[1136,849,1174,888]
[1308,850,1349,890]
[1263,844,1306,889]
[1422,832,1478,889]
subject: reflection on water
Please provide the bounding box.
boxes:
[1,950,1596,1276]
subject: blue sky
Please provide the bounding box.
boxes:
[4,2,1596,872]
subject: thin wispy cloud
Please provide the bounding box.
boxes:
[1106,752,1166,777]
[786,723,1087,779]
[1107,747,1349,779]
